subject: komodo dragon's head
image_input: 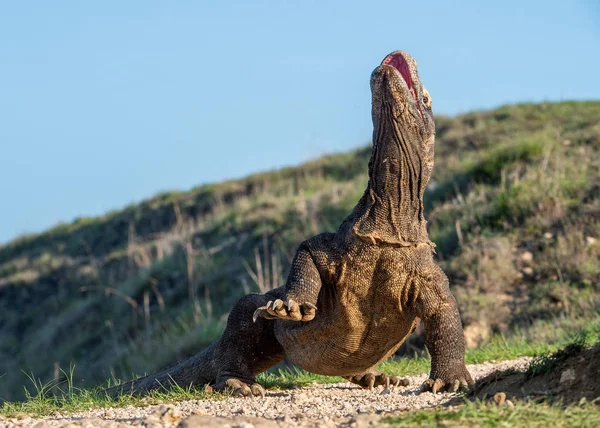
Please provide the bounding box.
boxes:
[369,50,435,186]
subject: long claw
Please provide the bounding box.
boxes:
[252,308,261,323]
[432,378,444,394]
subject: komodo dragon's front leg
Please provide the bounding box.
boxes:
[253,233,335,322]
[417,265,474,393]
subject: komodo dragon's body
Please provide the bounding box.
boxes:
[108,50,473,398]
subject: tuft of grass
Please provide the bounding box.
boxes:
[382,399,600,427]
[257,367,338,389]
[0,364,222,418]
[527,324,600,379]
[466,335,553,365]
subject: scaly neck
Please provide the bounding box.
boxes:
[350,114,431,246]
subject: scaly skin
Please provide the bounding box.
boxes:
[106,50,473,398]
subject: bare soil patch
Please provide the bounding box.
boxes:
[466,343,600,406]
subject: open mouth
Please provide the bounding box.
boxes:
[381,52,417,102]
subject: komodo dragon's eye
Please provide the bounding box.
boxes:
[422,87,432,108]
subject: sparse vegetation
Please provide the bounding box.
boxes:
[0,101,598,413]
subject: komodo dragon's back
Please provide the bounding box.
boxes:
[106,50,473,398]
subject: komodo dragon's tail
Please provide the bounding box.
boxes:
[104,342,218,397]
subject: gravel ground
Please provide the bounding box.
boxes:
[0,358,531,428]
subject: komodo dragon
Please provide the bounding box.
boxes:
[107,50,473,398]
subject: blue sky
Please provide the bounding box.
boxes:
[0,1,598,244]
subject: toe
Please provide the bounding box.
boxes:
[233,385,252,397]
[301,302,317,321]
[252,307,277,322]
[251,384,266,398]
[265,301,277,317]
[273,299,288,317]
[365,374,376,390]
[286,299,302,320]
[389,376,409,387]
[447,379,460,393]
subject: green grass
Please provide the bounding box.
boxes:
[382,400,600,427]
[527,325,600,379]
[0,370,222,419]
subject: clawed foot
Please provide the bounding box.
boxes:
[252,299,316,322]
[345,372,410,390]
[421,374,472,394]
[205,378,266,398]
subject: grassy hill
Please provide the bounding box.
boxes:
[1,101,598,402]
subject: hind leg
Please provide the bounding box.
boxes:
[209,287,287,397]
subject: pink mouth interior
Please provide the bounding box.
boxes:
[382,53,417,102]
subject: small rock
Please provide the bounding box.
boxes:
[519,251,533,264]
[493,392,506,405]
[380,388,391,395]
[586,236,597,247]
[544,232,553,240]
[357,404,371,413]
[560,368,576,384]
[522,267,534,276]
